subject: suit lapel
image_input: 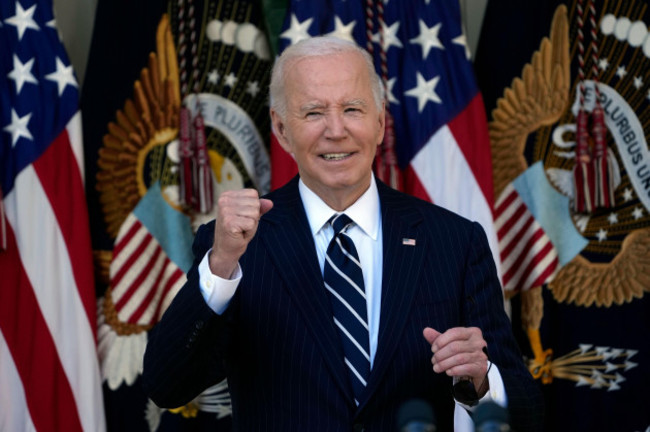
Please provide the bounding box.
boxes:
[358,182,426,410]
[260,179,353,403]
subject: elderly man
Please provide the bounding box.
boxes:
[143,36,543,431]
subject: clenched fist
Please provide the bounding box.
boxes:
[422,326,489,398]
[209,189,273,278]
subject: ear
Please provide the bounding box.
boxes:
[270,109,292,153]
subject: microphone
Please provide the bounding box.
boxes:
[396,398,436,432]
[473,401,510,432]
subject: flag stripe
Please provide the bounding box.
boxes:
[150,270,186,326]
[494,187,518,216]
[501,229,546,283]
[520,249,559,289]
[499,214,535,259]
[112,214,144,257]
[0,330,37,432]
[33,126,95,328]
[4,163,105,432]
[112,235,160,310]
[446,94,495,208]
[140,264,185,325]
[122,245,167,323]
[502,233,552,288]
[111,226,155,293]
[0,221,83,432]
[411,122,501,279]
[507,239,555,290]
[496,201,528,241]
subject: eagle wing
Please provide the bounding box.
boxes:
[490,5,571,199]
[96,14,180,238]
[550,228,650,307]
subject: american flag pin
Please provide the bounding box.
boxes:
[402,238,416,246]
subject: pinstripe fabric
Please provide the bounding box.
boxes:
[143,177,544,431]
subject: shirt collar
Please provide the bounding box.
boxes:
[298,175,380,240]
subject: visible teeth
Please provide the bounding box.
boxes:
[322,153,350,160]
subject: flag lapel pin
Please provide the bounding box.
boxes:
[402,238,416,246]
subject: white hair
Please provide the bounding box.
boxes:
[269,36,385,118]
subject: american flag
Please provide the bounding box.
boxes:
[495,181,560,292]
[0,1,105,430]
[270,0,501,273]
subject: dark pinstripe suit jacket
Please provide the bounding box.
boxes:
[143,177,543,431]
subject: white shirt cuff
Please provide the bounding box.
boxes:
[198,249,242,315]
[453,362,508,430]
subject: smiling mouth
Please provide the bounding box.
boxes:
[320,152,352,161]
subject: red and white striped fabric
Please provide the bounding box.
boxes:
[0,114,106,431]
[407,95,501,277]
[109,214,187,327]
[494,183,560,292]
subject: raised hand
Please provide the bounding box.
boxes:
[209,189,273,278]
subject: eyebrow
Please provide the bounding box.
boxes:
[300,102,326,112]
[299,99,367,112]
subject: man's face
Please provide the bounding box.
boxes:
[271,50,385,208]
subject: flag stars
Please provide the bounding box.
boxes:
[3,109,33,147]
[598,58,609,71]
[607,212,618,225]
[632,206,644,220]
[596,228,608,242]
[246,80,260,97]
[327,16,356,42]
[280,14,313,45]
[616,65,627,79]
[452,31,471,60]
[207,69,220,85]
[622,187,634,202]
[404,72,442,112]
[45,57,78,96]
[633,76,643,90]
[8,54,38,94]
[224,72,237,88]
[373,21,402,51]
[386,77,399,105]
[4,3,40,41]
[409,20,444,59]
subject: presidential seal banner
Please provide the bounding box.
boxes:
[475,1,650,430]
[81,0,272,429]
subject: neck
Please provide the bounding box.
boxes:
[303,178,372,212]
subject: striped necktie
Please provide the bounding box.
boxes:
[324,213,370,404]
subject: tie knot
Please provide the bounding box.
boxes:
[329,213,354,235]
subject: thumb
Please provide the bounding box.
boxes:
[422,327,441,346]
[260,198,274,216]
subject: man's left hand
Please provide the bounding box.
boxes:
[422,327,489,395]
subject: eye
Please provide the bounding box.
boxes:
[305,111,322,118]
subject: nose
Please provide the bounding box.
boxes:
[324,112,347,140]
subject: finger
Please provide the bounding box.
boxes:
[436,359,488,379]
[432,343,489,379]
[259,198,274,215]
[432,327,485,353]
[422,327,441,346]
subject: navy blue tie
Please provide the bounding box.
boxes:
[324,213,370,404]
